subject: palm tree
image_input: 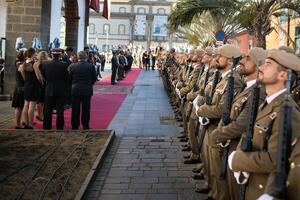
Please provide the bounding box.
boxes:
[171,12,242,47]
[168,0,300,48]
[236,0,300,48]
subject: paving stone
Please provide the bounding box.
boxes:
[86,71,207,200]
[105,177,131,184]
[129,183,152,189]
[143,170,168,177]
[102,183,129,190]
[108,170,143,177]
[152,183,173,189]
[132,177,158,184]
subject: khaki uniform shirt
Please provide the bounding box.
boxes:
[232,93,300,200]
[179,65,202,96]
[197,71,244,120]
[211,84,266,144]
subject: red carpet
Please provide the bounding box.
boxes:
[34,68,141,130]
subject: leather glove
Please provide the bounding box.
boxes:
[233,171,250,185]
[199,117,210,126]
[228,151,236,170]
[257,194,274,200]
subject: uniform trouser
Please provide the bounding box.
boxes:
[181,101,189,134]
[199,125,212,192]
[71,95,91,129]
[43,96,65,130]
[111,66,117,83]
[227,141,240,200]
[209,134,230,200]
[188,116,200,160]
[118,65,124,80]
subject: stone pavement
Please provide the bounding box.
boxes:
[84,70,206,200]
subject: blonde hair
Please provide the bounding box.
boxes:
[37,51,48,64]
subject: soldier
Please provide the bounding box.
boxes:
[210,47,267,200]
[183,47,214,164]
[196,44,244,200]
[228,49,300,200]
[178,50,204,142]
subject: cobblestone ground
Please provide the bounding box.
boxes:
[84,70,206,200]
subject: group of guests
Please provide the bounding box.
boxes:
[139,49,158,71]
[161,45,300,200]
[110,49,133,85]
[11,47,98,130]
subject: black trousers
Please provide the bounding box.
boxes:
[44,96,65,129]
[118,65,124,80]
[111,66,117,84]
[71,95,91,129]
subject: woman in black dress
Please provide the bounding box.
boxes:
[11,50,25,129]
[35,51,48,121]
[21,48,43,129]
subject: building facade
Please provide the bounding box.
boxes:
[88,0,186,52]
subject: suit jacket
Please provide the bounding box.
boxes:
[232,93,300,200]
[68,60,97,96]
[41,59,69,97]
[111,55,119,70]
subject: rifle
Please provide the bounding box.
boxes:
[197,70,221,152]
[238,63,263,200]
[219,56,242,180]
[268,69,293,199]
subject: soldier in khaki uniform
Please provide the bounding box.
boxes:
[196,45,245,200]
[178,54,203,136]
[184,47,214,164]
[258,136,300,200]
[228,49,300,200]
[210,47,267,200]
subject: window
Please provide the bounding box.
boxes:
[157,8,166,14]
[89,23,95,34]
[118,24,126,35]
[103,24,110,34]
[119,7,126,13]
[137,7,146,14]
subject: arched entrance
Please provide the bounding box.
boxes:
[51,0,87,52]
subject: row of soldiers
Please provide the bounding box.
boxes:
[160,45,300,200]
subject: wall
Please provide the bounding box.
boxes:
[5,0,51,94]
[0,0,7,58]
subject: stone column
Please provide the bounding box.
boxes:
[5,0,51,95]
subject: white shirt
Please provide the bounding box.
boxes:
[266,88,287,104]
[222,69,231,78]
[246,80,256,89]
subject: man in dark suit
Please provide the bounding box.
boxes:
[111,49,119,85]
[68,51,97,129]
[118,50,126,80]
[41,48,69,129]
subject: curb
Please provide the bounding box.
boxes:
[75,130,116,200]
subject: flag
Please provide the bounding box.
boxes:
[102,0,111,20]
[90,0,100,13]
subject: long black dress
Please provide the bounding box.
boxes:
[11,62,25,108]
